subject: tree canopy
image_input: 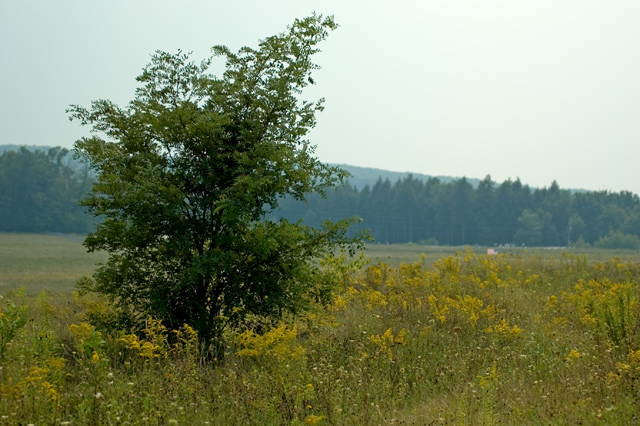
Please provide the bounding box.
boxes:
[68,15,364,343]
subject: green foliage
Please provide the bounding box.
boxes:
[514,209,559,246]
[572,236,592,248]
[0,147,94,233]
[595,231,640,250]
[279,176,640,246]
[67,15,365,343]
[0,288,27,360]
[419,237,439,246]
[3,139,640,248]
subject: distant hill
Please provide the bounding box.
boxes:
[0,144,57,155]
[330,164,481,190]
[1,145,478,189]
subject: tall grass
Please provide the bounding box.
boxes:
[2,250,640,425]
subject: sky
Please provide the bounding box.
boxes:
[2,1,639,194]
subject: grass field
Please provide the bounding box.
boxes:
[1,231,638,292]
[3,233,640,424]
[365,242,640,267]
[0,233,108,294]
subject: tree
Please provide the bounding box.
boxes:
[594,231,640,250]
[514,209,544,246]
[470,175,496,245]
[68,15,365,344]
[567,213,586,245]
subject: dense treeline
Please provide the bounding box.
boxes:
[2,146,640,247]
[276,175,640,247]
[0,147,94,233]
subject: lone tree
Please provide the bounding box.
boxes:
[68,15,364,343]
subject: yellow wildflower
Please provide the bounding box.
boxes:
[304,415,327,425]
[565,350,580,361]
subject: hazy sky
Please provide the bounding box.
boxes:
[2,1,639,194]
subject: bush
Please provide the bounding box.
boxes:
[594,231,640,250]
[418,237,439,246]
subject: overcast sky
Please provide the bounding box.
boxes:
[2,1,639,194]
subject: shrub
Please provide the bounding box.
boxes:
[594,231,640,250]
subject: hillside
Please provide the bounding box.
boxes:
[332,163,480,190]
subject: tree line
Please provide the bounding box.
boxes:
[2,146,640,248]
[275,174,640,248]
[0,147,94,233]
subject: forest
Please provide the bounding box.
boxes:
[276,174,640,248]
[1,146,640,248]
[0,146,94,233]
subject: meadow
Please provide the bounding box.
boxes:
[0,233,108,295]
[2,233,640,425]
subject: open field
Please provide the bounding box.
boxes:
[3,232,638,296]
[365,242,640,267]
[0,233,108,294]
[3,234,640,424]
